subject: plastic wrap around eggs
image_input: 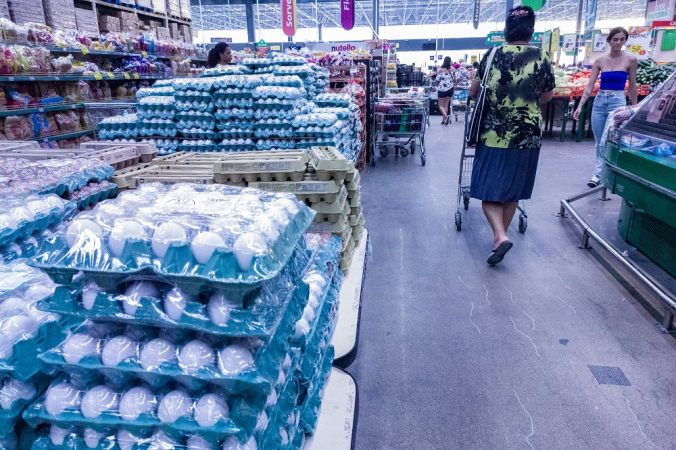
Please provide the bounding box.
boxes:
[293,270,329,339]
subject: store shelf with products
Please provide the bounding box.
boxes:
[30,128,94,142]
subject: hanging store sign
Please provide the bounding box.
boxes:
[522,0,546,11]
[646,0,676,24]
[563,34,576,53]
[626,27,652,59]
[210,37,232,43]
[584,0,598,41]
[486,32,544,45]
[592,31,607,52]
[652,20,676,27]
[281,0,297,37]
[305,41,370,53]
[341,0,355,30]
[472,0,480,29]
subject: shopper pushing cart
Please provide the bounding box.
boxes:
[456,5,556,266]
[373,95,427,166]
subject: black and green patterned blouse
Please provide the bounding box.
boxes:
[477,45,555,149]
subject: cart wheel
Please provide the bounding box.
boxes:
[421,154,426,166]
[380,148,388,157]
[410,142,416,154]
[519,215,527,233]
[400,147,409,157]
[463,195,470,210]
[455,212,462,231]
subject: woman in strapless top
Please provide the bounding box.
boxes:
[573,27,637,188]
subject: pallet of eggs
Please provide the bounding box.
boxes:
[22,182,343,449]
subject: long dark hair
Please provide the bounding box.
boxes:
[607,27,629,42]
[504,6,535,43]
[208,42,229,68]
[441,57,452,70]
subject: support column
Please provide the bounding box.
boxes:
[506,0,513,16]
[372,0,379,37]
[245,0,255,43]
[573,0,584,65]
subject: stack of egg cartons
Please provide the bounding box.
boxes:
[0,261,79,449]
[136,87,177,154]
[172,77,218,153]
[312,93,361,162]
[97,113,140,140]
[22,182,341,450]
[213,73,263,153]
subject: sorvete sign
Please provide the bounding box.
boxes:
[281,0,297,37]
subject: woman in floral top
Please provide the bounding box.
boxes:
[436,57,458,125]
[469,6,555,265]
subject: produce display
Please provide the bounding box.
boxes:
[636,61,675,86]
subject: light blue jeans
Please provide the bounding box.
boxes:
[591,91,627,178]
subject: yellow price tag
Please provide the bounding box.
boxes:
[107,72,115,79]
[142,51,148,58]
[629,44,642,54]
[93,72,102,80]
[80,45,90,55]
[123,73,130,79]
[133,73,140,79]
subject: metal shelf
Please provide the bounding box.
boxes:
[24,46,206,63]
[30,129,94,143]
[0,103,83,118]
[0,74,186,82]
[94,0,167,21]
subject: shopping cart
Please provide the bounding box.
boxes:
[85,101,137,138]
[455,100,528,233]
[451,87,469,121]
[373,96,427,166]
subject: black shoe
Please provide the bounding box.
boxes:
[587,176,601,188]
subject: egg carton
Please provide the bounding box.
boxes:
[352,217,365,243]
[248,175,341,204]
[348,189,361,215]
[0,195,77,248]
[291,272,340,353]
[308,186,348,215]
[22,375,262,442]
[345,170,360,199]
[298,343,334,436]
[68,182,119,211]
[309,146,349,183]
[38,243,314,338]
[31,184,316,301]
[129,169,215,189]
[80,142,157,163]
[345,163,356,182]
[213,156,307,184]
[110,164,153,190]
[0,376,42,437]
[313,198,349,224]
[349,208,363,227]
[339,236,356,273]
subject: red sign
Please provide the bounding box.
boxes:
[281,0,297,37]
[652,20,676,27]
[341,0,355,30]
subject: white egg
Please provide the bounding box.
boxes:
[108,221,146,257]
[193,393,229,428]
[275,197,300,216]
[97,204,125,220]
[151,222,188,258]
[23,284,55,302]
[293,318,310,339]
[101,336,137,367]
[266,205,291,227]
[140,338,176,370]
[148,431,178,450]
[0,297,27,317]
[232,232,268,272]
[282,354,292,370]
[265,388,278,408]
[0,336,17,359]
[11,207,35,223]
[0,379,36,410]
[255,410,268,432]
[178,340,214,374]
[119,386,155,421]
[276,368,286,386]
[187,435,214,450]
[49,425,73,446]
[116,430,139,450]
[218,345,255,375]
[0,315,37,338]
[26,306,54,323]
[65,220,103,248]
[303,272,326,289]
[191,231,226,264]
[206,293,240,326]
[122,281,159,315]
[45,383,81,416]
[43,196,65,211]
[302,305,315,322]
[84,428,106,449]
[62,333,99,364]
[309,283,323,299]
[27,200,52,216]
[157,390,192,424]
[81,385,119,419]
[307,294,319,310]
[222,436,257,450]
[81,281,102,310]
[0,215,18,231]
[164,286,191,321]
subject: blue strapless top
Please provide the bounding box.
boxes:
[600,71,628,91]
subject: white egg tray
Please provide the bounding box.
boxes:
[110,164,153,190]
[80,142,158,163]
[213,157,307,183]
[313,200,349,224]
[353,218,365,243]
[129,167,215,188]
[307,215,349,235]
[0,141,41,152]
[345,172,360,199]
[309,146,349,183]
[339,236,356,273]
[345,164,356,183]
[309,186,348,215]
[348,189,361,214]
[248,175,342,203]
[349,208,363,227]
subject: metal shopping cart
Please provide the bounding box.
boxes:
[455,100,528,233]
[85,101,137,138]
[373,96,427,166]
[451,87,469,121]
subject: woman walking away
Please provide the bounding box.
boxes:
[573,27,637,188]
[207,42,232,68]
[469,6,555,265]
[436,57,458,125]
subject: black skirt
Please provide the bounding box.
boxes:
[469,144,540,202]
[438,89,454,99]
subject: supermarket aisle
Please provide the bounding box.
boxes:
[351,121,676,450]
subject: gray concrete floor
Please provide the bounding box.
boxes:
[351,118,676,450]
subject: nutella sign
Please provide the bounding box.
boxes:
[305,42,369,53]
[341,0,355,30]
[281,0,297,37]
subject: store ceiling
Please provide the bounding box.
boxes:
[191,0,646,31]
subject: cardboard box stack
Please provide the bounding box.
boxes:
[8,0,45,25]
[179,0,191,20]
[0,0,9,21]
[98,14,121,33]
[156,25,170,40]
[136,0,152,9]
[116,10,138,33]
[74,7,99,38]
[42,0,76,30]
[166,0,179,17]
[179,24,192,43]
[151,0,165,14]
[169,21,180,40]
